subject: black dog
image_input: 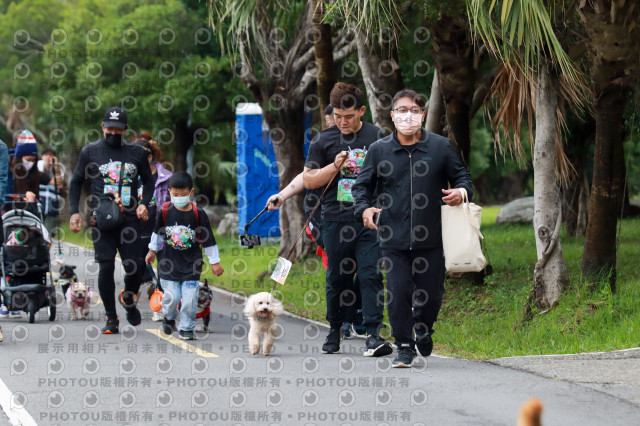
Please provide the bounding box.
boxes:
[196,280,213,332]
[58,264,77,300]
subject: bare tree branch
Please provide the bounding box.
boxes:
[293,44,316,72]
[333,36,357,62]
[292,67,317,99]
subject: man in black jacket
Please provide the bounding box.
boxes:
[304,82,391,357]
[352,89,473,367]
[69,106,155,334]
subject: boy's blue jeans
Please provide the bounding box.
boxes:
[161,279,198,332]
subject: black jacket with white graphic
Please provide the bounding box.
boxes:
[69,139,154,215]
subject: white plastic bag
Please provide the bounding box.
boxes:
[441,188,487,273]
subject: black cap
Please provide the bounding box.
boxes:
[103,106,127,129]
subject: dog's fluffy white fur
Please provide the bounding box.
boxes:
[243,292,283,356]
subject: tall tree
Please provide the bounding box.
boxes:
[310,0,336,127]
[467,0,589,309]
[431,7,477,167]
[210,0,356,261]
[578,1,640,291]
[331,0,404,133]
[0,0,240,200]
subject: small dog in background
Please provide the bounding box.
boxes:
[243,292,283,356]
[66,280,91,320]
[517,398,543,426]
[57,264,78,299]
[195,280,213,333]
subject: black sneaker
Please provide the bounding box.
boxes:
[342,322,352,339]
[162,318,176,335]
[392,343,416,368]
[119,290,141,326]
[363,334,393,357]
[415,330,434,357]
[101,317,119,334]
[178,329,195,340]
[322,328,342,354]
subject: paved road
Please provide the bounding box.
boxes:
[0,242,639,425]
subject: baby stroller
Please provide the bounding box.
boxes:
[0,196,56,323]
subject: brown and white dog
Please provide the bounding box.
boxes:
[66,280,91,320]
[243,292,283,356]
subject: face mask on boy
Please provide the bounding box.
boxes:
[171,195,191,208]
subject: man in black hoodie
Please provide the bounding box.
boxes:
[69,106,155,334]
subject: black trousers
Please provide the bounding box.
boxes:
[91,214,146,319]
[322,220,384,334]
[381,247,446,344]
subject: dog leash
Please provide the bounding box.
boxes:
[269,169,340,295]
[146,263,161,290]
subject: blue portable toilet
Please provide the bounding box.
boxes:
[236,103,280,238]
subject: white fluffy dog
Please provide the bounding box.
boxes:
[243,292,283,356]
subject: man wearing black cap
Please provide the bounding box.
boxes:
[69,106,155,334]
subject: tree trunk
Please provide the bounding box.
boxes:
[578,0,640,291]
[173,119,192,172]
[426,70,445,134]
[311,0,335,127]
[562,116,594,237]
[356,29,403,135]
[582,88,626,291]
[576,174,590,236]
[432,15,477,167]
[528,69,569,312]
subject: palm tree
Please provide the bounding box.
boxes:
[467,0,592,310]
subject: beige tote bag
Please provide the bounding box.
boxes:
[441,188,487,272]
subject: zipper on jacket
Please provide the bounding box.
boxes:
[408,151,413,250]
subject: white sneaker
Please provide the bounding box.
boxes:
[9,310,22,319]
[152,311,164,322]
[0,305,9,318]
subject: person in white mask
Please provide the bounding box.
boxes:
[9,130,51,200]
[352,89,473,368]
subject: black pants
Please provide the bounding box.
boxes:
[343,275,362,324]
[91,214,146,319]
[322,220,384,334]
[381,247,445,344]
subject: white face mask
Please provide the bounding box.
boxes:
[394,112,424,136]
[171,195,191,208]
[22,160,34,171]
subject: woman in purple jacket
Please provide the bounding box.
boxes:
[135,139,172,321]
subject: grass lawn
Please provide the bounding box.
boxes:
[59,210,640,359]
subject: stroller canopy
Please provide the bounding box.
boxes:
[2,209,51,244]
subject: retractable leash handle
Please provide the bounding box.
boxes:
[243,204,270,235]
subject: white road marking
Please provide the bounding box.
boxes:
[0,377,37,426]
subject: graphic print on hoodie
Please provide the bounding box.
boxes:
[98,160,137,205]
